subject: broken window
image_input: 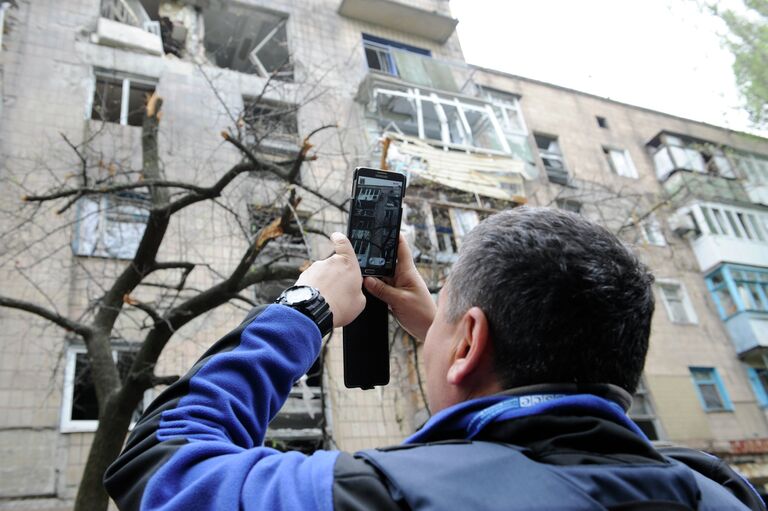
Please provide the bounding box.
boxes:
[242,98,299,154]
[61,346,147,432]
[203,5,292,80]
[91,71,156,127]
[373,87,505,153]
[535,134,568,184]
[73,193,150,260]
[404,199,483,263]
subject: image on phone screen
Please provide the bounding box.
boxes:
[349,172,404,276]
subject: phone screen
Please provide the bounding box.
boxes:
[348,169,405,276]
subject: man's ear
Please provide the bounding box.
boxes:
[446,307,492,386]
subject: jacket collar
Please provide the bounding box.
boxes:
[406,384,643,445]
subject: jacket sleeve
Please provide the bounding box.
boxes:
[104,304,339,511]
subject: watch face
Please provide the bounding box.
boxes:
[285,286,315,304]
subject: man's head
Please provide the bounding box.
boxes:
[422,207,655,413]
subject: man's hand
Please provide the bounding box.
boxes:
[363,234,436,341]
[295,232,365,328]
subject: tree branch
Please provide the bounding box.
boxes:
[0,296,93,339]
[23,181,209,204]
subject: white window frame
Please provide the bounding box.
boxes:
[604,147,638,179]
[87,70,157,126]
[371,86,511,155]
[641,214,666,246]
[60,346,152,433]
[248,18,289,78]
[480,87,529,136]
[657,279,698,325]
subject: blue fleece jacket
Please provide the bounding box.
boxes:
[104,304,761,510]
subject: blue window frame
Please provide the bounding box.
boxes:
[689,367,733,412]
[362,33,431,77]
[705,264,768,320]
[747,367,768,408]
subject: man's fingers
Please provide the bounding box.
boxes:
[364,277,395,303]
[330,232,356,260]
[396,233,417,271]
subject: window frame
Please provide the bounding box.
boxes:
[689,367,733,412]
[628,377,662,441]
[657,279,698,325]
[371,85,511,155]
[241,97,300,154]
[604,147,639,179]
[747,366,768,408]
[60,345,151,433]
[362,33,431,78]
[640,214,667,246]
[88,69,157,127]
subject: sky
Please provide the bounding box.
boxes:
[450,0,766,137]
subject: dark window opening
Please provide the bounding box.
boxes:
[203,6,292,80]
[596,116,608,129]
[91,73,156,127]
[71,350,142,422]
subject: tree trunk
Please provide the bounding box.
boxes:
[74,389,141,511]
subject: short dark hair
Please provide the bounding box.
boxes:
[446,207,654,394]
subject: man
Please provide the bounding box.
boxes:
[105,207,763,510]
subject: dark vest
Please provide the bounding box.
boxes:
[357,440,750,510]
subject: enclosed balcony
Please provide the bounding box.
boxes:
[674,202,768,272]
[706,264,768,358]
[647,132,737,182]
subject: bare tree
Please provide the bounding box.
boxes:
[0,78,346,510]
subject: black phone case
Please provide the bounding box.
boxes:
[343,289,390,389]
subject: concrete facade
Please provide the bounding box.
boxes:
[0,0,767,508]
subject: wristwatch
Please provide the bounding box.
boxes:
[275,285,334,337]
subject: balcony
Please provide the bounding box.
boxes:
[647,131,737,183]
[339,0,458,43]
[679,203,768,272]
[663,170,751,207]
[96,0,162,55]
[706,265,768,358]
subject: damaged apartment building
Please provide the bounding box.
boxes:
[1,0,768,508]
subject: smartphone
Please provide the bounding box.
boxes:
[346,167,406,277]
[343,167,405,389]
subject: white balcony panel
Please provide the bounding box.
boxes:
[339,0,458,43]
[95,17,163,56]
[726,312,768,355]
[691,235,768,273]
